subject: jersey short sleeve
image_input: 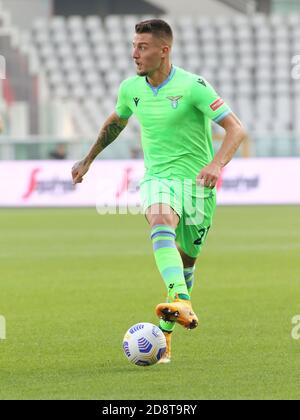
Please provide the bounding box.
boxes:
[191,77,231,123]
[115,81,133,120]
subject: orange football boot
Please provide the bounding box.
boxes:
[155,297,198,330]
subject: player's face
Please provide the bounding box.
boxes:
[132,33,166,76]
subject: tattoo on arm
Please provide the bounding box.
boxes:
[97,121,125,150]
[87,117,127,162]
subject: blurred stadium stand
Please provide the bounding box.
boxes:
[146,0,242,16]
[219,0,258,14]
[0,2,39,137]
[0,0,300,159]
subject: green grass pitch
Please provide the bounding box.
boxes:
[0,206,299,400]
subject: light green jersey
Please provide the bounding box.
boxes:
[115,66,231,181]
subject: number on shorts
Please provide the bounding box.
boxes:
[194,226,211,246]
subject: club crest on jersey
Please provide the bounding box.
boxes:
[167,96,183,109]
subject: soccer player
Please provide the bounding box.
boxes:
[72,19,246,363]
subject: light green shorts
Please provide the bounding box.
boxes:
[140,176,217,258]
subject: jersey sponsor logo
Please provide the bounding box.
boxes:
[133,97,140,107]
[210,98,224,111]
[167,96,183,109]
[197,78,207,87]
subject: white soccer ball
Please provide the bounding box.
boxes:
[122,322,167,366]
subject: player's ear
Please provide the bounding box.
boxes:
[161,45,170,57]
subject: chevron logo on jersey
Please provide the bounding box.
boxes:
[167,96,183,109]
[133,97,140,107]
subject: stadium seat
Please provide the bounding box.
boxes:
[22,13,300,154]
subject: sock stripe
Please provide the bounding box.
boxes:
[186,280,193,289]
[184,267,195,273]
[184,266,195,295]
[152,234,175,243]
[151,231,176,240]
[161,266,183,278]
[153,240,176,251]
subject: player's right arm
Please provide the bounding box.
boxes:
[72,79,133,185]
[72,112,128,184]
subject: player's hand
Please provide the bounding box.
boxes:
[72,159,91,185]
[196,161,222,189]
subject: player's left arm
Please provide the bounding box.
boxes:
[191,77,247,189]
[197,113,247,189]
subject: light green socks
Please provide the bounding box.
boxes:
[184,266,196,296]
[159,265,196,333]
[151,225,190,302]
